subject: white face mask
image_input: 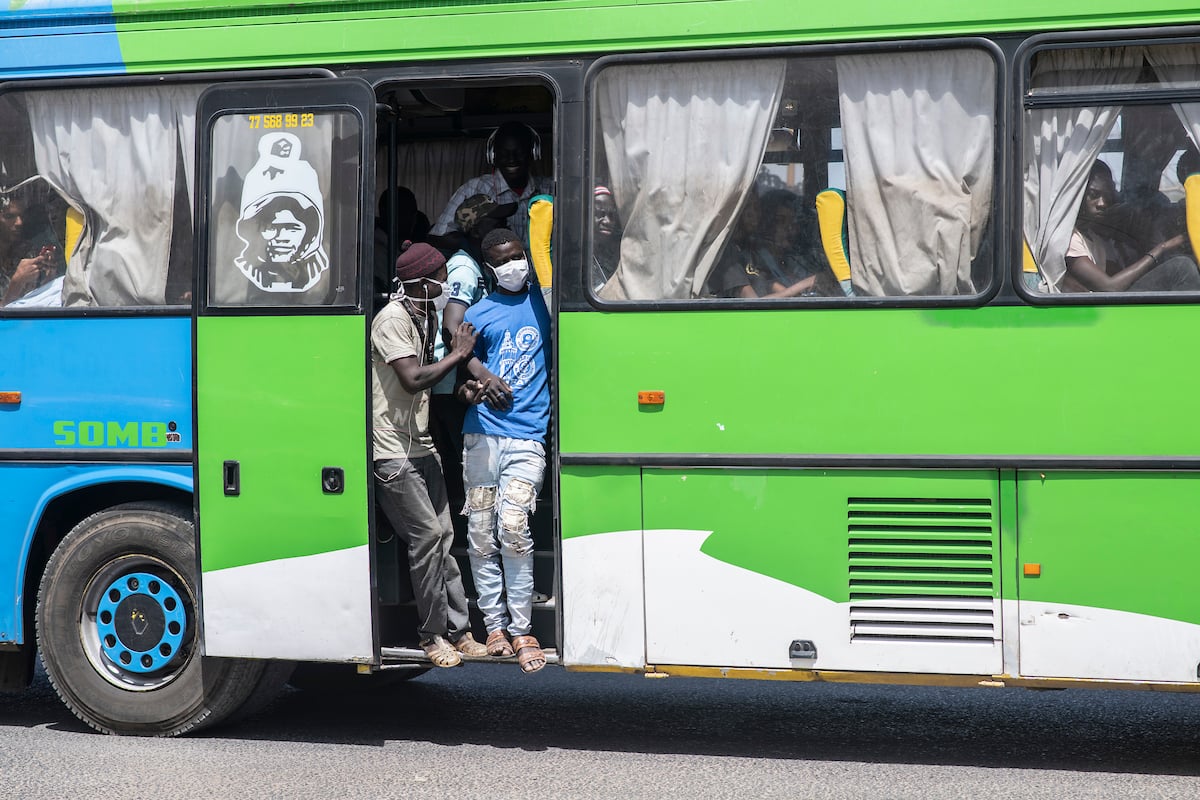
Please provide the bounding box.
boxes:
[491,258,530,292]
[400,278,450,311]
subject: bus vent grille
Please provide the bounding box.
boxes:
[847,496,997,644]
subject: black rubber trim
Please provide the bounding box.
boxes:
[559,453,1200,470]
[0,449,193,464]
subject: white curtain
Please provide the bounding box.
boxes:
[1147,45,1200,159]
[837,50,995,296]
[390,139,488,228]
[25,84,203,306]
[1023,48,1144,292]
[595,59,785,300]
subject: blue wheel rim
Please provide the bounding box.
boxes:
[94,571,187,674]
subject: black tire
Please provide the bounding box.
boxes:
[36,501,288,736]
[288,662,429,693]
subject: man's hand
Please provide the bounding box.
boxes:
[459,374,513,410]
[449,322,477,361]
[5,255,48,300]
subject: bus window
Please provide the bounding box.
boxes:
[588,46,998,302]
[0,84,202,309]
[1023,44,1200,296]
[206,111,361,307]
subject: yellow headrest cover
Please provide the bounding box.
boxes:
[65,205,85,261]
[1022,239,1038,274]
[815,188,851,283]
[528,194,553,288]
[1185,173,1200,266]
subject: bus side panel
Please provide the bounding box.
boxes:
[1017,471,1200,683]
[0,464,193,645]
[559,465,645,669]
[641,469,1003,674]
[0,314,193,644]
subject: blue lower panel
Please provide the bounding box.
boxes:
[0,463,193,645]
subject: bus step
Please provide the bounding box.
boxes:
[379,645,559,667]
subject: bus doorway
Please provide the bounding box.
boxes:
[367,78,560,664]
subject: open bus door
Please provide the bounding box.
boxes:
[193,79,377,662]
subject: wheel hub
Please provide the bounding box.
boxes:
[95,572,186,674]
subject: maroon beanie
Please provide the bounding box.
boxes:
[394,240,445,280]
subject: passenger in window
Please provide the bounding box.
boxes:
[429,121,552,244]
[753,189,839,296]
[371,241,490,668]
[591,185,622,292]
[1064,160,1200,293]
[702,190,821,299]
[430,194,514,513]
[456,228,550,674]
[0,193,63,306]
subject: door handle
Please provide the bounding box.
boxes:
[321,467,344,494]
[223,460,240,496]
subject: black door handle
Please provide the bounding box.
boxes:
[223,460,240,496]
[322,467,344,494]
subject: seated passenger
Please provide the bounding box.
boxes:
[429,121,552,244]
[703,190,822,299]
[0,193,63,306]
[1064,160,1200,293]
[591,185,622,292]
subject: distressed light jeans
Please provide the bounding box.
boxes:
[462,433,545,637]
[374,454,471,643]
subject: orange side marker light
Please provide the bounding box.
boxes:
[1023,563,1041,577]
[0,391,21,405]
[637,391,665,406]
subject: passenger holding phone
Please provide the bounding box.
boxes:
[0,194,63,306]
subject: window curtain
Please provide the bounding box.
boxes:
[836,50,995,296]
[1147,45,1200,161]
[1022,48,1144,292]
[24,84,203,306]
[391,138,488,228]
[595,59,785,300]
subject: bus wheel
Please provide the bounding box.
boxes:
[36,501,286,736]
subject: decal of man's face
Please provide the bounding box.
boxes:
[262,209,306,263]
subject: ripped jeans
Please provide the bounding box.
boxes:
[462,433,545,637]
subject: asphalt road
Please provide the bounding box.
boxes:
[3,661,1200,799]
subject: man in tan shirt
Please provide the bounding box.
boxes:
[371,241,489,666]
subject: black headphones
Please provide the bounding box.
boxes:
[485,123,542,165]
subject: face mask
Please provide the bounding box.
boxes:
[402,278,450,310]
[491,258,530,291]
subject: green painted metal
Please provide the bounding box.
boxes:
[560,465,642,541]
[641,469,1000,603]
[196,314,369,573]
[98,0,1200,75]
[1017,471,1200,626]
[558,305,1200,459]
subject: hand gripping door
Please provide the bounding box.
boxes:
[193,79,376,662]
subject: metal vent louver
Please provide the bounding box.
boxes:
[848,497,997,644]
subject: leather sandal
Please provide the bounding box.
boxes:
[453,632,489,658]
[511,635,546,674]
[486,629,514,658]
[421,636,462,668]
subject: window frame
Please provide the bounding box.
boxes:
[1014,27,1200,306]
[582,36,1007,312]
[0,68,334,319]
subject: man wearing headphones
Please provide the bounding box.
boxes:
[430,121,552,244]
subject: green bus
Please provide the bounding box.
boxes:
[3,0,1200,736]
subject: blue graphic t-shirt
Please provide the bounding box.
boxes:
[463,287,550,442]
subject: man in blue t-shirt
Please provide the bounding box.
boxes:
[457,227,550,674]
